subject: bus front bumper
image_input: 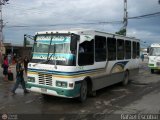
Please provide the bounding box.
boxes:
[26,82,81,98]
[148,63,160,69]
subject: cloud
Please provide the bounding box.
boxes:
[2,0,160,45]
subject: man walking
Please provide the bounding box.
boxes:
[11,58,29,95]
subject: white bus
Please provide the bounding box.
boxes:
[26,29,140,102]
[148,43,160,73]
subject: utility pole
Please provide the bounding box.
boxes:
[116,0,128,36]
[123,0,128,36]
[0,0,9,63]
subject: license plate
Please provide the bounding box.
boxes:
[41,88,47,92]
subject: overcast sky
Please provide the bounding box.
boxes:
[2,0,160,47]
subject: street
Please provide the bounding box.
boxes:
[0,59,160,120]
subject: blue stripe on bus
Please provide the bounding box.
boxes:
[28,61,129,76]
[28,68,104,76]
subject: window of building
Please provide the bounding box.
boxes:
[107,37,116,60]
[117,39,124,60]
[95,36,107,62]
[78,39,94,66]
[125,40,131,59]
[132,41,137,59]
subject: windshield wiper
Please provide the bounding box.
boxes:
[47,44,57,69]
[33,35,53,67]
[32,59,48,67]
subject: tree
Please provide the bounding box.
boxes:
[115,29,126,36]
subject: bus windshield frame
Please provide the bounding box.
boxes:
[149,47,160,56]
[31,33,77,66]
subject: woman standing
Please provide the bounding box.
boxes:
[3,56,9,81]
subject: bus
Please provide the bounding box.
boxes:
[26,29,140,102]
[148,43,160,73]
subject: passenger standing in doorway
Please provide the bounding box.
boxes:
[23,56,29,75]
[141,54,144,62]
[11,58,29,95]
[79,46,84,53]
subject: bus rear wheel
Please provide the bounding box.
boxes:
[122,71,129,86]
[151,69,154,74]
[78,80,87,102]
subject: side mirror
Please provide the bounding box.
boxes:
[34,35,37,42]
[24,34,27,47]
[70,34,80,51]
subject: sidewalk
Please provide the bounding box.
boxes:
[0,64,27,82]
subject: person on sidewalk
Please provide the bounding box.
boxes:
[7,53,12,65]
[3,56,9,81]
[11,58,29,95]
[141,54,144,62]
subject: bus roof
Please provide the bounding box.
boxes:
[150,43,160,47]
[36,28,140,41]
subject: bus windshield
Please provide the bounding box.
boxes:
[149,47,160,56]
[31,34,76,66]
[33,42,70,54]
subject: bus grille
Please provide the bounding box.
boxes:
[38,73,52,86]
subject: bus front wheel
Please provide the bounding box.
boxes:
[78,80,87,102]
[122,71,129,86]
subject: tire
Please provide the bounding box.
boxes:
[122,71,129,86]
[151,69,154,74]
[78,80,87,102]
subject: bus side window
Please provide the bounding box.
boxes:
[95,36,107,62]
[125,40,131,59]
[117,39,124,60]
[78,40,94,66]
[132,41,137,59]
[107,37,116,61]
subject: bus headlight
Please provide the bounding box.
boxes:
[27,77,35,82]
[56,81,67,88]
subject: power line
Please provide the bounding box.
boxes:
[5,21,122,28]
[4,11,160,29]
[128,12,160,19]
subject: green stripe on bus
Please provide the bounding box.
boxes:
[149,67,160,69]
[148,64,154,66]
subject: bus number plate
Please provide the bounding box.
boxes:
[41,88,47,92]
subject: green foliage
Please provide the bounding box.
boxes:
[115,29,126,36]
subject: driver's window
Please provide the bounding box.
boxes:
[78,39,94,66]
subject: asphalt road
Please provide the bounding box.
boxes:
[0,59,160,120]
